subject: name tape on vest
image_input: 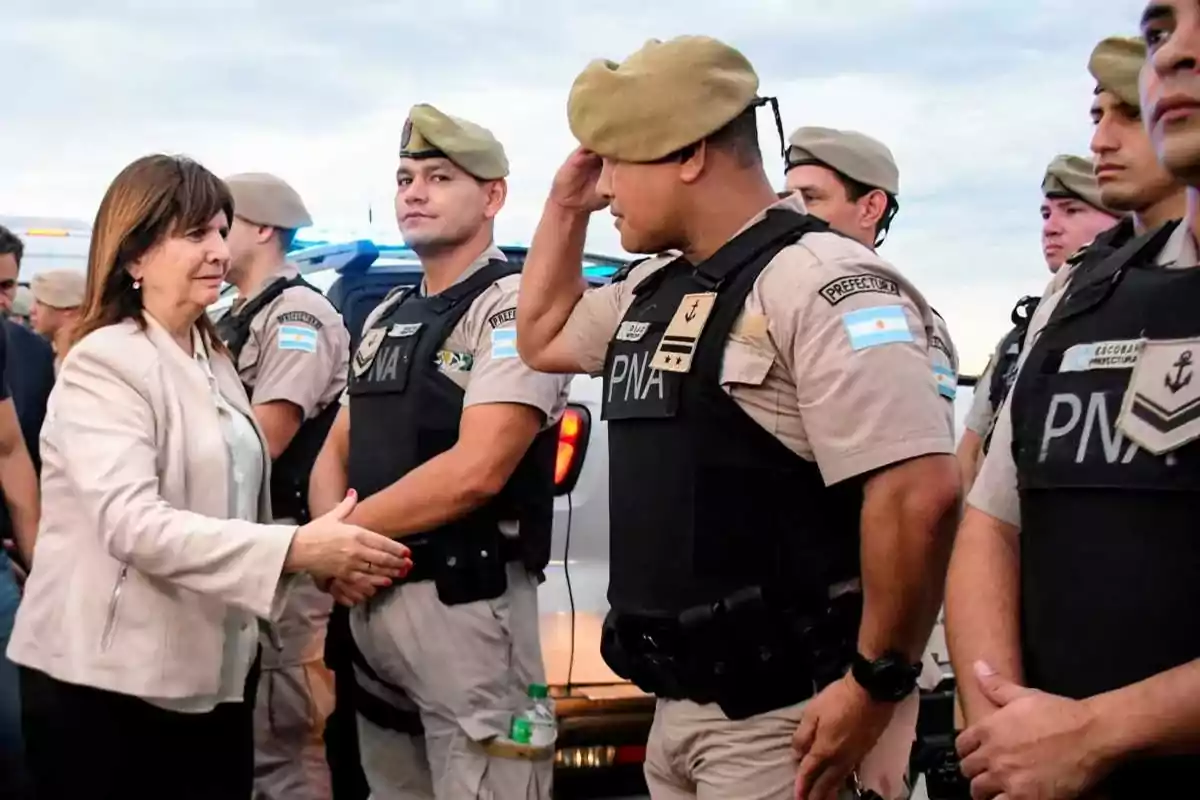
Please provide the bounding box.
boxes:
[1059,339,1143,373]
[388,322,423,338]
[818,274,901,306]
[616,321,651,342]
[650,292,717,374]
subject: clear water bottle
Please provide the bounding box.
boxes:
[510,683,556,747]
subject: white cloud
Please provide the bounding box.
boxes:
[0,0,1149,371]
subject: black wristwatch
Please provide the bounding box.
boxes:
[850,651,922,702]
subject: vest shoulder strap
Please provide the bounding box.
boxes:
[610,255,654,284]
[1053,219,1181,326]
[217,274,319,360]
[692,208,831,291]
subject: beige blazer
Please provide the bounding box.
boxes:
[7,315,298,700]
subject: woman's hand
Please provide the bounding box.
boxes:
[285,490,411,587]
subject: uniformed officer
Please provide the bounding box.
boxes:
[515,36,961,800]
[218,173,351,800]
[309,104,569,800]
[784,126,960,419]
[957,155,1122,493]
[29,269,85,370]
[945,10,1200,797]
[784,125,959,791]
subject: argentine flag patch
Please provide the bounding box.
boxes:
[841,305,914,351]
[934,365,957,400]
[278,324,318,353]
[491,328,519,360]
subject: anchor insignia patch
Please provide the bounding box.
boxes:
[1118,339,1200,455]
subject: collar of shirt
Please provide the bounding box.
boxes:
[1157,221,1200,268]
[727,193,810,242]
[418,243,508,297]
[231,262,301,313]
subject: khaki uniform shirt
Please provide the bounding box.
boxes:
[232,263,350,420]
[559,195,955,486]
[969,222,1199,526]
[230,263,351,668]
[965,345,1002,437]
[349,244,570,430]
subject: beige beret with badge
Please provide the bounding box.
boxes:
[1089,35,1145,109]
[400,104,509,180]
[567,35,761,163]
[31,269,86,309]
[224,173,313,230]
[785,127,900,195]
[1042,154,1112,212]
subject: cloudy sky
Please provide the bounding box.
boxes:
[1,0,1147,370]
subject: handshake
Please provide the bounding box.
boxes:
[284,489,412,607]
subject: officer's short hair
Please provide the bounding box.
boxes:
[275,227,297,253]
[655,106,762,169]
[831,171,900,243]
[0,224,24,267]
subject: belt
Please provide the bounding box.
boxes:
[398,533,524,585]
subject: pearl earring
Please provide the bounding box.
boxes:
[132,279,141,290]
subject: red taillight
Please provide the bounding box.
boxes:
[554,405,589,493]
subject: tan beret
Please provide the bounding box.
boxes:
[567,36,760,163]
[1042,154,1111,212]
[31,269,85,309]
[224,173,313,230]
[785,127,900,195]
[400,104,509,180]
[1089,36,1145,109]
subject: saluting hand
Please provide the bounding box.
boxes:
[956,661,1110,800]
[548,147,610,213]
[793,674,895,800]
[285,490,412,589]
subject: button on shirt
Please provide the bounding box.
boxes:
[147,330,265,713]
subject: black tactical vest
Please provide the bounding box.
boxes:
[1010,220,1200,795]
[345,261,556,604]
[984,219,1143,454]
[602,209,864,619]
[215,275,341,522]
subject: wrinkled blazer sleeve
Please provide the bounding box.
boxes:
[53,342,298,619]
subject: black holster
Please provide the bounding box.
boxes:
[601,589,860,720]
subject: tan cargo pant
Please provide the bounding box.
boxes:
[253,575,336,800]
[644,689,920,800]
[351,562,553,800]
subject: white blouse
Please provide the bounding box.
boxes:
[146,330,265,713]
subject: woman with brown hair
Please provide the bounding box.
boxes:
[5,154,409,799]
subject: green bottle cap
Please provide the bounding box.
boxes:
[528,683,549,699]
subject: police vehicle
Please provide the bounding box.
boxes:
[210,231,658,793]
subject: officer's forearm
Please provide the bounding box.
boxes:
[345,448,502,538]
[1086,659,1200,763]
[253,401,303,461]
[516,202,590,372]
[309,410,350,518]
[858,454,959,663]
[944,506,1023,725]
[956,430,983,498]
